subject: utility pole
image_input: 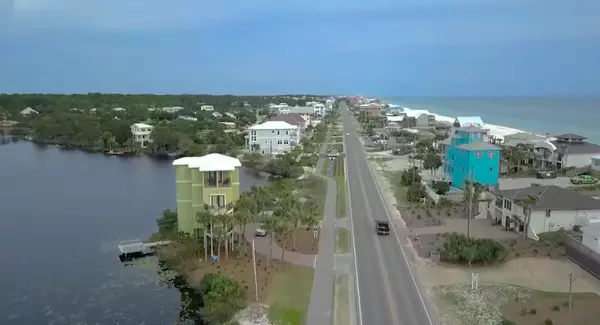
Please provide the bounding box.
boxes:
[568,272,574,325]
[467,168,474,238]
[252,239,259,302]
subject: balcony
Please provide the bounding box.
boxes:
[204,171,232,188]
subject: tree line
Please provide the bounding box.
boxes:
[0,93,326,157]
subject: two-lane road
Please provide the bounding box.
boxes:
[342,104,433,325]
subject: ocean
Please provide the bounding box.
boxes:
[382,97,600,144]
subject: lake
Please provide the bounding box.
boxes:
[0,139,269,325]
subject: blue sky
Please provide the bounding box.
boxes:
[1,0,599,96]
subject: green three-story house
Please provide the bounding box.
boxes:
[172,154,242,239]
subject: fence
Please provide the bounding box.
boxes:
[540,231,600,280]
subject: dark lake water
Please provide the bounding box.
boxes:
[0,139,268,325]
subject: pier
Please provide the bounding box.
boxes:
[117,239,172,261]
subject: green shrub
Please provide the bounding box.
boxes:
[440,232,507,265]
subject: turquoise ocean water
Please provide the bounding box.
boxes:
[383,97,600,144]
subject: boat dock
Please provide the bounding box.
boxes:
[117,239,172,261]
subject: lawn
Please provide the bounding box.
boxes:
[336,228,350,254]
[334,275,350,325]
[284,176,327,220]
[267,266,315,325]
[570,183,600,197]
[334,157,347,218]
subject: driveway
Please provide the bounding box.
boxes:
[499,177,573,190]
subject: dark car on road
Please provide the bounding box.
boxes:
[375,221,390,236]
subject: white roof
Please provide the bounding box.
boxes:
[132,123,153,128]
[590,155,600,160]
[405,110,431,118]
[387,116,404,122]
[172,153,242,171]
[455,116,484,127]
[249,121,296,130]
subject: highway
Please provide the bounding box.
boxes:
[342,102,434,325]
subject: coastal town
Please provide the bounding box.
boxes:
[2,94,600,325]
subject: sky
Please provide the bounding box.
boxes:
[0,0,599,96]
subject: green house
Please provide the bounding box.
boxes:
[172,153,242,237]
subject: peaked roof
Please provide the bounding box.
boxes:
[269,113,305,126]
[172,153,241,171]
[249,121,296,130]
[494,185,600,211]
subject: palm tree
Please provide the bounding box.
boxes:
[250,185,271,220]
[220,212,235,260]
[276,216,292,263]
[263,216,279,268]
[302,214,320,246]
[196,205,215,260]
[232,194,255,249]
[521,195,538,240]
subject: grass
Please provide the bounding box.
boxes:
[321,158,330,176]
[334,275,350,325]
[282,176,327,220]
[336,228,350,253]
[334,157,347,218]
[383,170,408,206]
[267,266,315,325]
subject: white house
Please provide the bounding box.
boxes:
[591,155,600,172]
[20,107,39,116]
[325,99,335,111]
[269,103,289,113]
[312,103,326,116]
[415,113,435,128]
[492,185,600,240]
[162,106,184,113]
[225,112,236,119]
[220,122,236,129]
[113,107,126,112]
[213,112,223,118]
[201,105,214,112]
[131,123,154,148]
[532,133,600,169]
[246,121,300,156]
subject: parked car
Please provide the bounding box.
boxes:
[570,175,598,185]
[255,223,267,237]
[536,170,557,179]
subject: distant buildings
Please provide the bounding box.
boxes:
[162,106,184,113]
[172,154,242,237]
[443,126,501,189]
[269,113,307,132]
[130,123,154,148]
[246,121,300,155]
[200,105,214,112]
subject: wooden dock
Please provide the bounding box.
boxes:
[117,240,172,261]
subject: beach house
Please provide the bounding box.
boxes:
[172,154,241,239]
[246,121,300,155]
[492,185,600,241]
[444,126,502,189]
[532,133,600,169]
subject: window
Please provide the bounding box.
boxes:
[461,167,465,172]
[451,154,455,160]
[272,130,274,133]
[546,210,551,217]
[251,136,256,141]
[210,195,226,208]
[476,151,482,158]
[284,140,289,144]
[488,151,495,158]
[277,140,282,144]
[450,167,454,173]
[285,130,289,135]
[277,131,280,135]
[489,167,493,172]
[504,199,512,211]
[251,131,256,136]
[193,228,201,238]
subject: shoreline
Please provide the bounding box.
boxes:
[385,103,529,140]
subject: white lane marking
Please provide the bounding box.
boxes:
[344,121,364,325]
[313,254,317,268]
[360,135,435,325]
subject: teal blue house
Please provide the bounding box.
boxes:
[444,126,502,189]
